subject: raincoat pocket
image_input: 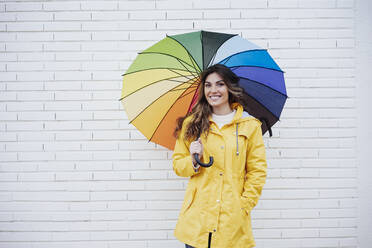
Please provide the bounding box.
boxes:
[181,187,197,215]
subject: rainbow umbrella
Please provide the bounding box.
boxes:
[120,30,287,150]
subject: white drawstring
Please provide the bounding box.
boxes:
[236,123,239,156]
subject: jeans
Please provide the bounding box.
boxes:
[185,244,195,248]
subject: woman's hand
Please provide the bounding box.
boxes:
[190,138,203,165]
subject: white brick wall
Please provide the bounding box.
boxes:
[0,0,364,247]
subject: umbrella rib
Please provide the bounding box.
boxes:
[230,69,288,98]
[147,81,196,143]
[119,74,195,101]
[205,34,238,67]
[169,85,198,92]
[167,36,202,73]
[201,31,204,70]
[128,81,196,125]
[219,49,285,73]
[174,57,199,78]
[243,90,284,119]
[121,52,199,77]
[140,51,199,76]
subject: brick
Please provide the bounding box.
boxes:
[92,171,130,181]
[16,92,53,101]
[129,230,167,240]
[92,71,122,80]
[166,10,202,20]
[156,20,193,30]
[81,1,118,10]
[17,52,54,62]
[299,39,337,48]
[193,0,229,9]
[204,9,241,19]
[113,160,150,170]
[16,12,53,21]
[54,91,91,101]
[119,1,156,10]
[194,20,230,29]
[0,92,17,101]
[13,191,89,201]
[55,52,92,61]
[129,11,166,20]
[44,142,81,151]
[92,31,129,41]
[231,0,267,8]
[318,29,354,38]
[18,151,55,161]
[44,121,81,130]
[54,32,91,41]
[18,132,54,141]
[18,112,55,121]
[82,120,119,130]
[5,2,42,11]
[6,122,43,131]
[44,22,81,31]
[17,71,54,81]
[0,33,16,42]
[55,71,91,81]
[55,151,92,161]
[268,0,298,8]
[92,151,130,160]
[7,62,44,72]
[6,42,42,52]
[54,12,91,21]
[44,82,81,91]
[82,140,118,151]
[282,228,319,238]
[298,0,336,8]
[320,227,356,237]
[44,42,81,51]
[0,231,52,241]
[0,53,17,62]
[82,21,120,31]
[55,131,92,141]
[156,1,192,9]
[55,172,91,181]
[0,112,16,121]
[43,2,81,11]
[337,0,354,8]
[7,102,43,111]
[44,102,80,111]
[16,32,53,41]
[82,101,120,111]
[82,61,120,71]
[130,170,168,179]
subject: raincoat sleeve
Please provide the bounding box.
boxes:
[241,121,267,212]
[172,123,202,178]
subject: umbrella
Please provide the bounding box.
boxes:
[120,30,287,154]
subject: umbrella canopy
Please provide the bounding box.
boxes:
[120,30,287,150]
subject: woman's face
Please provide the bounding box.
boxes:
[204,72,229,111]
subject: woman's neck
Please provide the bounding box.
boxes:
[212,104,233,115]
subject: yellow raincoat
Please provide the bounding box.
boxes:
[172,103,267,248]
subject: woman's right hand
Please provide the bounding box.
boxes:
[190,138,203,165]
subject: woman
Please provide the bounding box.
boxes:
[172,64,267,248]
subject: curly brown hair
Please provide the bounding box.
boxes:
[174,64,247,141]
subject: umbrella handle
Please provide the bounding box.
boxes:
[193,153,214,167]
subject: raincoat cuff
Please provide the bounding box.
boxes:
[240,196,256,212]
[186,156,201,176]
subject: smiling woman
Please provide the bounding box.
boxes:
[172,64,268,248]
